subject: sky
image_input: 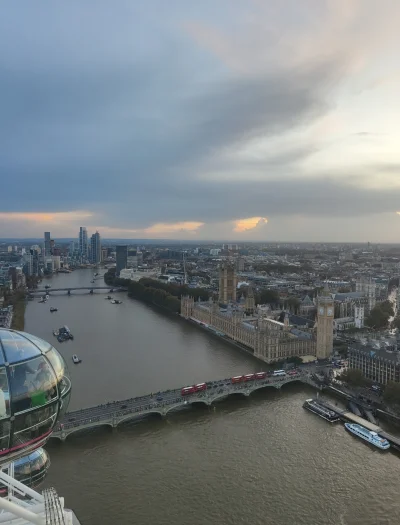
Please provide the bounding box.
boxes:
[1,0,400,242]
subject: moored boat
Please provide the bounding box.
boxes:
[303,399,340,422]
[50,307,58,312]
[344,423,390,450]
[72,355,82,364]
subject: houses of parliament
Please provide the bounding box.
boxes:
[181,263,334,364]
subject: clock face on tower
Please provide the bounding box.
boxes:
[319,307,324,315]
[327,308,333,316]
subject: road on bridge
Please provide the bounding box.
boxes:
[52,369,321,439]
[28,287,126,293]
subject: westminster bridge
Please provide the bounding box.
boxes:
[51,370,321,441]
[28,286,127,295]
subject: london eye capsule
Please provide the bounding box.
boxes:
[0,329,71,464]
[0,448,51,496]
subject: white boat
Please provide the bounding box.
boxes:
[344,423,390,450]
[72,355,81,364]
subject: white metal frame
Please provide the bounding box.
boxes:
[0,466,74,525]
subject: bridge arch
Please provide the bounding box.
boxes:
[279,378,304,389]
[117,410,163,425]
[209,390,247,404]
[60,422,114,440]
[188,399,209,409]
[248,382,281,395]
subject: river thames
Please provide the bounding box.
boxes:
[25,270,400,525]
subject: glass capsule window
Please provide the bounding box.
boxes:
[0,329,72,463]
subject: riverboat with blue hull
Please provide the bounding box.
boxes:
[303,399,340,422]
[344,423,390,450]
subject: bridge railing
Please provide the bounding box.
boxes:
[53,372,316,433]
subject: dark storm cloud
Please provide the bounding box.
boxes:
[104,175,400,227]
[0,55,338,215]
[0,1,396,232]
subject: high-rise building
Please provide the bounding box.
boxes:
[44,232,51,256]
[116,245,128,276]
[90,232,102,264]
[78,227,88,261]
[218,263,237,304]
[127,249,138,268]
[316,284,334,359]
[22,253,33,276]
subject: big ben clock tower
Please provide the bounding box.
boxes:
[316,283,334,360]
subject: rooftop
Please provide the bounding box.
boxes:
[349,343,400,364]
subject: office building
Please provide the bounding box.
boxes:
[349,344,400,385]
[44,232,51,256]
[22,253,33,276]
[90,232,102,264]
[78,227,88,261]
[127,249,138,268]
[116,245,128,276]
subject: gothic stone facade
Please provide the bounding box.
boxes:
[181,297,316,364]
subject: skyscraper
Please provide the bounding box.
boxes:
[78,227,88,261]
[90,232,102,264]
[44,232,51,257]
[116,245,128,276]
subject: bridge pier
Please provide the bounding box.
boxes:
[60,432,67,442]
[112,416,118,428]
[89,289,93,294]
[67,290,71,295]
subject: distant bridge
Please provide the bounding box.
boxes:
[28,286,127,295]
[51,372,320,441]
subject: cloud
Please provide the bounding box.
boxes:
[234,217,268,233]
[0,211,93,224]
[1,1,400,240]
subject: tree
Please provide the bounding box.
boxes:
[383,381,400,406]
[379,300,394,317]
[287,356,303,366]
[256,289,279,305]
[339,368,370,387]
[392,317,400,330]
[286,297,301,314]
[365,302,393,329]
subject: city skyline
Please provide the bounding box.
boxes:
[2,1,400,241]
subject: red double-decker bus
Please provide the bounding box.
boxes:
[244,374,255,382]
[231,375,244,384]
[255,372,267,380]
[181,386,195,396]
[194,382,207,392]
